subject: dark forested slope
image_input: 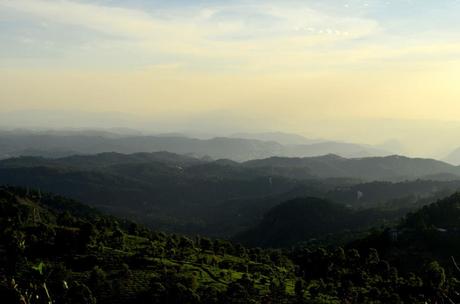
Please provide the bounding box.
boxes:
[1,187,460,303]
[1,153,460,238]
[235,197,408,248]
[243,154,460,181]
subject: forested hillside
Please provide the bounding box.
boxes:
[235,197,407,248]
[1,187,460,303]
[1,153,460,238]
[244,155,460,181]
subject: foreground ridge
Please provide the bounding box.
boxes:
[0,186,459,303]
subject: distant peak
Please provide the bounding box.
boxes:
[317,154,345,160]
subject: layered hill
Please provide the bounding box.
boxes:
[1,152,460,237]
[349,192,460,274]
[235,197,406,248]
[244,154,460,181]
[0,152,308,236]
[0,130,390,161]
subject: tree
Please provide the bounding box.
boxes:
[65,283,96,304]
[366,248,380,265]
[88,266,109,298]
[151,282,167,303]
[111,228,125,249]
[0,279,23,304]
[225,282,250,304]
[4,230,26,274]
[295,278,306,302]
[423,261,446,290]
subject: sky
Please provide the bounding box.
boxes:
[1,0,460,157]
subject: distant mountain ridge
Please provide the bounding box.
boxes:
[243,154,460,181]
[3,151,460,181]
[0,130,391,162]
[444,147,460,165]
[230,132,322,145]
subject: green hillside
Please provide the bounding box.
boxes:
[1,187,460,303]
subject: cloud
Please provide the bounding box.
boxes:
[2,1,459,76]
[0,0,162,39]
[0,0,382,71]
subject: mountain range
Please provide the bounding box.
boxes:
[1,152,460,237]
[0,130,391,162]
[244,154,460,181]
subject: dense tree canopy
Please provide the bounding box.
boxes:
[1,186,460,303]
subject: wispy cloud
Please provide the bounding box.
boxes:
[2,0,460,72]
[0,0,162,38]
[0,0,383,70]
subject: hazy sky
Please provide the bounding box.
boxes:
[2,0,460,156]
